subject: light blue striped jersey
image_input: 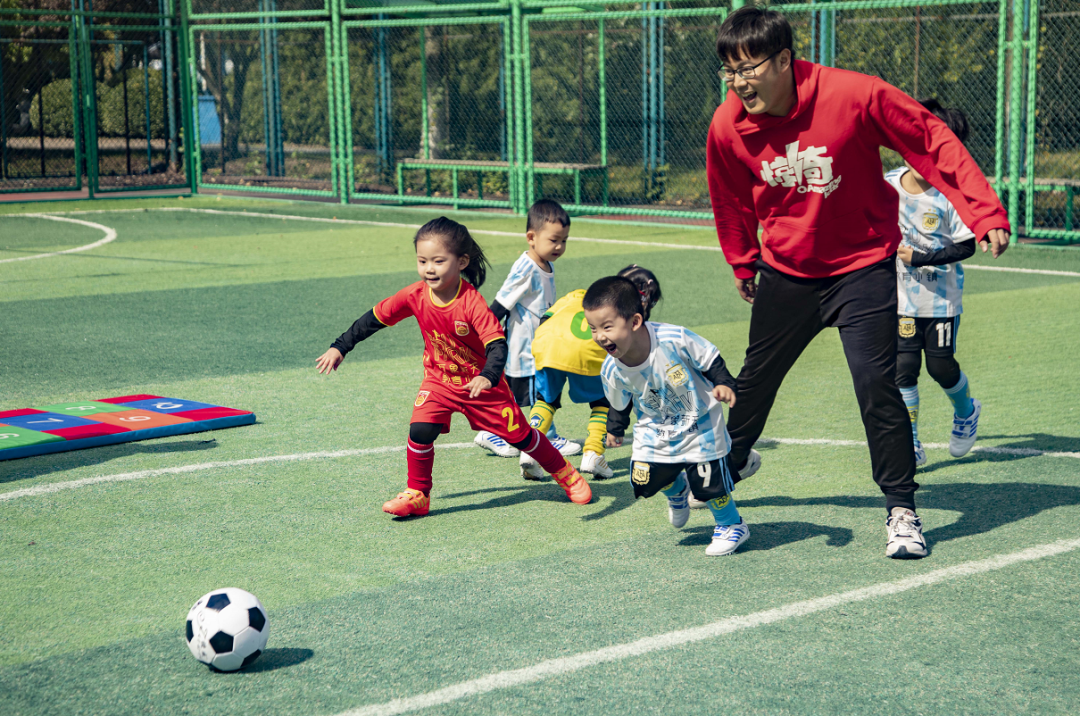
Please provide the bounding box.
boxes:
[886,167,974,318]
[600,322,732,464]
[494,252,555,377]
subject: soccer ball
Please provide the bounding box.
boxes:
[185,587,269,672]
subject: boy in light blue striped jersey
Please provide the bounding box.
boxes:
[888,99,982,468]
[583,266,754,556]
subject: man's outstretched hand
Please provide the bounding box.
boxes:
[982,228,1010,258]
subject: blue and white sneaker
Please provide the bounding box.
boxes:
[913,439,927,467]
[474,431,519,458]
[706,520,750,556]
[667,473,690,528]
[549,435,582,457]
[949,399,981,458]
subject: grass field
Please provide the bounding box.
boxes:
[2,196,1080,715]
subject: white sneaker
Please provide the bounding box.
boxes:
[885,507,928,559]
[474,431,520,457]
[519,451,544,481]
[737,449,762,481]
[914,439,927,467]
[667,474,690,528]
[688,495,708,509]
[579,450,614,479]
[550,435,582,457]
[949,399,981,458]
[706,520,750,556]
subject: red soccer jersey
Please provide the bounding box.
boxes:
[373,279,504,393]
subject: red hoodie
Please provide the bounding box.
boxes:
[706,60,1009,280]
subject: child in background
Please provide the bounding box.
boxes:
[474,199,580,459]
[889,98,982,469]
[316,217,592,515]
[584,268,750,556]
[520,283,616,481]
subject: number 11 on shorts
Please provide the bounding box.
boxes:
[936,320,953,348]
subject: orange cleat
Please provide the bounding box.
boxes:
[552,461,592,505]
[382,488,430,517]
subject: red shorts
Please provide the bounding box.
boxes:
[411,378,531,443]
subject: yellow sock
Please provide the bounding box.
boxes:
[528,400,557,434]
[584,406,608,455]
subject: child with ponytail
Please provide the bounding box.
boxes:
[316,217,592,516]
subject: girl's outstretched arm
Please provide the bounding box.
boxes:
[317,309,387,375]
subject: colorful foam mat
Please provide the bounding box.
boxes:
[0,395,256,461]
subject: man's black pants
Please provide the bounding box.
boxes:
[727,257,918,512]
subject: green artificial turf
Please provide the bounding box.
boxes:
[1,198,1079,715]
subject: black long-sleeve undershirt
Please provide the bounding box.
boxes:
[605,354,736,437]
[330,309,509,384]
[909,238,976,268]
[489,300,510,325]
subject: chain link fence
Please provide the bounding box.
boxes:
[1,5,187,195]
[344,18,512,207]
[3,0,1077,243]
[1032,0,1079,236]
[190,23,336,196]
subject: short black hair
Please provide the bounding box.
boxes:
[919,98,970,144]
[583,276,649,323]
[716,6,794,64]
[527,198,570,232]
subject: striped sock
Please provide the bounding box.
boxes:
[900,385,920,442]
[584,406,609,455]
[944,372,974,419]
[406,438,434,496]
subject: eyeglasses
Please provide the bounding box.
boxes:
[718,51,780,81]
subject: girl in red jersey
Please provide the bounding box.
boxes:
[316,217,592,516]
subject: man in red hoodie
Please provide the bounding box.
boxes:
[706,7,1010,559]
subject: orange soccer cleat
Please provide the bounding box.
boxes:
[382,488,430,517]
[552,462,592,505]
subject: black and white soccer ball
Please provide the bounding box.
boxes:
[185,587,269,672]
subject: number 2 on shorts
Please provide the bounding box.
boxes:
[501,407,520,433]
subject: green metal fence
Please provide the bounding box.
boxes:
[1,4,189,196]
[2,0,1077,243]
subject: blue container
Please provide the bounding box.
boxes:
[198,94,221,145]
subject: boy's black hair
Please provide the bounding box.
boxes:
[716,5,794,64]
[526,198,571,232]
[583,267,663,322]
[617,264,662,321]
[919,98,970,144]
[414,216,491,288]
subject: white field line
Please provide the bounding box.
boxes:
[337,536,1080,716]
[0,442,474,503]
[2,435,1076,504]
[26,207,1080,278]
[760,436,1080,459]
[0,214,117,264]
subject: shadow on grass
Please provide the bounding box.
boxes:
[677,521,853,551]
[0,439,221,485]
[242,647,314,673]
[916,433,1080,475]
[736,482,1080,545]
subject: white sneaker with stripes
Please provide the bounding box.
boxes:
[474,431,519,458]
[949,399,981,458]
[550,435,582,457]
[706,520,750,556]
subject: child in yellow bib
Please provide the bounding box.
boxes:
[519,288,614,480]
